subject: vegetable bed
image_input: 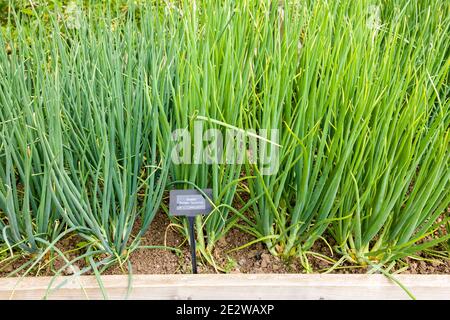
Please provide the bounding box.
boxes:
[0,0,449,296]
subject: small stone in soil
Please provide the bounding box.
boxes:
[431,260,441,267]
[261,253,271,262]
[217,237,227,247]
[419,261,427,269]
[64,265,80,276]
[3,265,13,273]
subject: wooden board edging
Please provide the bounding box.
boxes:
[0,274,449,300]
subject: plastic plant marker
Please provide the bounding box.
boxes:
[169,189,214,274]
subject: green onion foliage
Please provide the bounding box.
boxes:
[165,0,258,260]
[0,17,64,254]
[245,0,449,264]
[0,3,172,262]
[330,0,450,264]
[42,6,171,258]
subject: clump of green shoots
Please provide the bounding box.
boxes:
[244,0,449,270]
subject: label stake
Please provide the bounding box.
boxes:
[169,188,213,275]
[187,216,197,274]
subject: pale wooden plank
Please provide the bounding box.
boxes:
[0,274,449,300]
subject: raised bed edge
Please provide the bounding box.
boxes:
[1,274,449,300]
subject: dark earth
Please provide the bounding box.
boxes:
[1,212,449,277]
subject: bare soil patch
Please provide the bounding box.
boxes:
[1,212,449,277]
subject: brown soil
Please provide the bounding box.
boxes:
[104,214,187,275]
[104,214,303,275]
[1,212,449,277]
[401,256,450,274]
[89,213,450,275]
